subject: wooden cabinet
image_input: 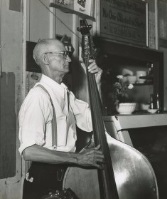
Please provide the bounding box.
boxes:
[94,38,164,115]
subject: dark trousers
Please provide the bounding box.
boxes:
[23,162,67,199]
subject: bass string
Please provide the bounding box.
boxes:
[85,54,119,199]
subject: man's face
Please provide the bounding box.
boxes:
[46,41,71,74]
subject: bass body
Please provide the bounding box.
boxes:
[63,135,158,199]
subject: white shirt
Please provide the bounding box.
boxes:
[19,75,92,154]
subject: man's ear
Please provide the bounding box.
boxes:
[43,54,49,65]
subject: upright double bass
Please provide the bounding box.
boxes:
[63,20,159,199]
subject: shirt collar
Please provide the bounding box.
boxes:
[40,74,67,99]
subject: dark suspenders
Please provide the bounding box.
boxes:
[37,84,57,146]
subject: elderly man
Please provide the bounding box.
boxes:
[19,38,104,199]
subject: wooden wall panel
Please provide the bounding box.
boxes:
[0,72,16,179]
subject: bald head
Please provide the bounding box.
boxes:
[33,39,65,66]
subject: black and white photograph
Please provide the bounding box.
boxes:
[0,0,167,199]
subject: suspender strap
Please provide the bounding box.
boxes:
[37,84,57,146]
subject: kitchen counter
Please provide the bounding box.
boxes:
[103,113,167,130]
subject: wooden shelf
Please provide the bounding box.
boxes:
[139,75,153,80]
[50,3,95,21]
[133,82,153,86]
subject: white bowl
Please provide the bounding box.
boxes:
[117,103,136,114]
[141,103,150,111]
[147,109,158,114]
[127,76,137,84]
[136,71,146,83]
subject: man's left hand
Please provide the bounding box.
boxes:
[88,60,103,85]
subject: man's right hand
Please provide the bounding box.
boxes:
[76,145,104,169]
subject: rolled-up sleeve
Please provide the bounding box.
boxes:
[18,89,51,154]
